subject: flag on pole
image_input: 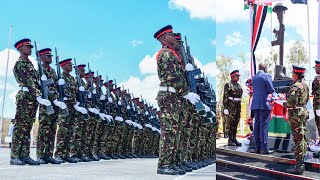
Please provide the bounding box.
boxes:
[290,0,307,4]
[250,4,268,76]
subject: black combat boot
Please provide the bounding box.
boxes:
[286,157,305,175]
[157,166,179,175]
[21,157,40,165]
[10,158,25,165]
[44,156,61,164]
[37,157,48,164]
[91,154,100,161]
[227,133,236,146]
[63,157,78,163]
[170,164,186,175]
[54,156,65,163]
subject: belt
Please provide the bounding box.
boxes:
[228,97,241,101]
[287,106,304,110]
[159,86,176,93]
[20,87,29,92]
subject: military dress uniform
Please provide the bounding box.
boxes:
[11,39,42,165]
[312,61,320,140]
[223,70,243,146]
[54,59,78,163]
[154,25,189,175]
[36,48,61,165]
[286,65,309,175]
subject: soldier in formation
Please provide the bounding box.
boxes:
[154,25,216,175]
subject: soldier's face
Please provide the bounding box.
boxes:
[20,45,32,55]
[232,75,240,82]
[79,69,85,78]
[164,33,176,47]
[315,67,320,74]
[63,63,72,72]
[292,73,298,82]
[42,55,52,64]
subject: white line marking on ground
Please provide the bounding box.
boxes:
[173,163,216,180]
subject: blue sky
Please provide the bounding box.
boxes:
[0,0,215,118]
[215,0,318,98]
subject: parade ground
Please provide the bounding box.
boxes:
[0,147,215,180]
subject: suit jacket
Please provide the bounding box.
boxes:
[250,70,275,110]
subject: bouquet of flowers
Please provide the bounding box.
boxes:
[309,138,320,153]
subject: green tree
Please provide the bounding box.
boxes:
[287,41,308,66]
[216,55,232,104]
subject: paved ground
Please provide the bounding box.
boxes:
[0,148,215,180]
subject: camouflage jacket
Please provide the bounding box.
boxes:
[156,46,188,97]
[13,57,41,97]
[312,75,320,109]
[287,79,309,109]
[62,73,77,105]
[37,65,58,101]
[223,80,243,109]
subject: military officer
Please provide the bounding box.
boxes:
[312,60,320,142]
[36,48,66,165]
[285,65,309,175]
[223,70,243,146]
[154,25,200,175]
[11,39,51,165]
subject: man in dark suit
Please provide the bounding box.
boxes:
[251,64,275,154]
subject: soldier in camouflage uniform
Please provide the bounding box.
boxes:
[223,70,243,146]
[36,48,66,165]
[10,39,51,166]
[154,25,201,175]
[70,64,87,162]
[285,65,309,175]
[54,58,88,163]
[312,60,320,141]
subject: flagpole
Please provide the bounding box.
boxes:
[271,9,273,69]
[250,5,254,77]
[307,1,311,87]
[0,25,13,145]
[318,0,320,62]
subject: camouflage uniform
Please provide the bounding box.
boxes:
[55,73,77,158]
[36,65,59,159]
[11,57,41,159]
[156,46,188,168]
[286,79,309,167]
[223,81,243,141]
[312,75,320,138]
[70,78,87,158]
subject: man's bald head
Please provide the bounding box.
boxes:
[258,63,268,73]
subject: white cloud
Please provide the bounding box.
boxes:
[211,39,216,46]
[130,40,144,47]
[168,0,215,21]
[89,48,104,59]
[0,48,37,77]
[194,58,216,77]
[216,0,248,23]
[139,52,158,75]
[122,52,215,108]
[224,32,245,47]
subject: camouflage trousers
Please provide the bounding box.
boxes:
[93,120,104,155]
[122,125,134,155]
[101,123,111,155]
[11,94,38,159]
[157,94,185,168]
[105,125,116,155]
[36,104,59,158]
[288,108,308,160]
[314,110,320,138]
[225,106,241,137]
[132,129,143,155]
[83,117,96,157]
[70,111,87,157]
[115,124,125,155]
[54,103,76,158]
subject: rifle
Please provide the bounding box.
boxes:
[87,64,100,118]
[180,36,206,116]
[114,79,124,126]
[105,75,115,126]
[74,58,90,120]
[55,48,69,116]
[34,41,54,115]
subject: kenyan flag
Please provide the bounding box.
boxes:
[269,100,291,136]
[244,0,273,13]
